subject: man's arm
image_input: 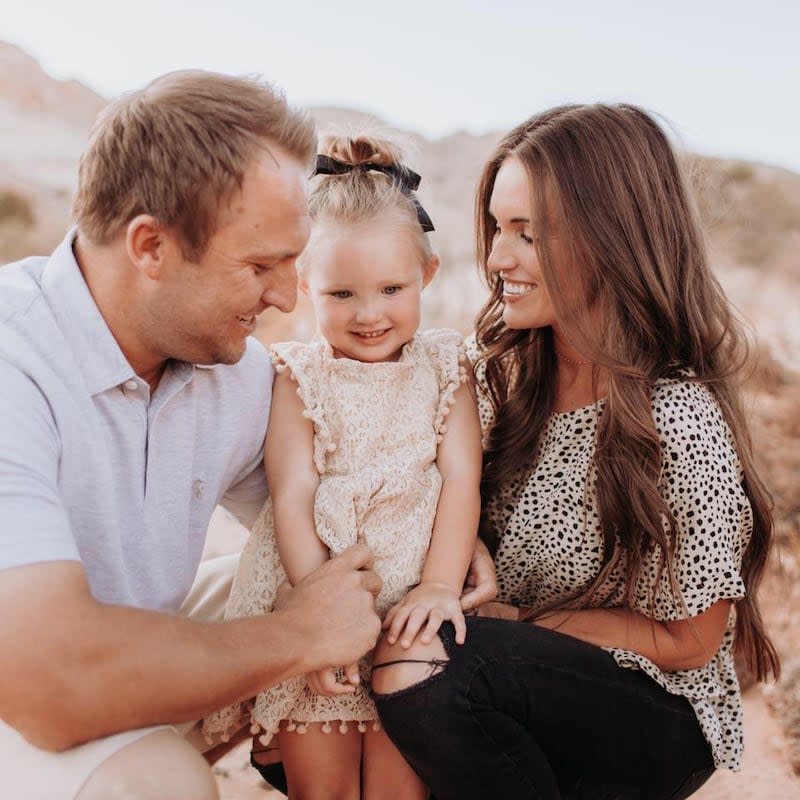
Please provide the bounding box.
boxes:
[0,547,381,751]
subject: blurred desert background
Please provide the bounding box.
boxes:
[1,41,798,798]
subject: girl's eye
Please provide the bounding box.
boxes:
[521,233,534,244]
[382,286,401,296]
[331,290,352,299]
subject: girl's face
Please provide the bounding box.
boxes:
[300,221,435,363]
[486,157,558,331]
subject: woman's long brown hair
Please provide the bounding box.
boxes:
[475,103,779,681]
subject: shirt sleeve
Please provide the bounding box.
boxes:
[217,339,272,528]
[0,360,79,570]
[634,379,750,621]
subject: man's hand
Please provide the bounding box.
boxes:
[459,539,497,612]
[383,581,466,647]
[274,544,382,674]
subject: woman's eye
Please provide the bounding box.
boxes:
[382,286,401,295]
[521,233,534,244]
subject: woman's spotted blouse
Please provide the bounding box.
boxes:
[471,342,751,770]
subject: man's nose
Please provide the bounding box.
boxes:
[263,265,298,314]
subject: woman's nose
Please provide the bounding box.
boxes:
[487,239,514,273]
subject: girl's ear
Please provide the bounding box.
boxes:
[422,254,441,288]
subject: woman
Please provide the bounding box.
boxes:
[372,103,779,800]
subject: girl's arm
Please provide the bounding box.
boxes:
[265,369,327,586]
[266,370,361,696]
[384,371,483,646]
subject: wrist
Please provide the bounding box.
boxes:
[418,578,460,594]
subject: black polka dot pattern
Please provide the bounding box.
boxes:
[469,337,749,771]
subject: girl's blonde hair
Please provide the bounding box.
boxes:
[475,103,779,682]
[301,132,435,273]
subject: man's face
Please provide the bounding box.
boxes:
[152,146,310,366]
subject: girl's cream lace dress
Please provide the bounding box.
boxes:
[203,328,466,745]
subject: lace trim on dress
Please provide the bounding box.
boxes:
[271,342,336,474]
[424,330,469,442]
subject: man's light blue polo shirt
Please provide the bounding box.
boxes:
[0,231,272,611]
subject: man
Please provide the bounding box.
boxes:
[0,71,495,799]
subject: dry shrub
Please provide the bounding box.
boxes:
[685,155,800,268]
[0,189,35,226]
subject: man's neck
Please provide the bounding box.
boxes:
[72,233,168,391]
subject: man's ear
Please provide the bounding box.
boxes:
[422,254,441,288]
[125,215,170,280]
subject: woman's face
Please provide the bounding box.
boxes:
[486,157,558,331]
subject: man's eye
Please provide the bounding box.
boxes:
[382,286,401,295]
[253,264,270,274]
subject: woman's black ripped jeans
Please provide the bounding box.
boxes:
[372,617,715,800]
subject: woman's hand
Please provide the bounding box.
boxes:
[460,539,498,612]
[476,601,520,621]
[383,581,467,646]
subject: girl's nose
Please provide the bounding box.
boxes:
[355,301,381,324]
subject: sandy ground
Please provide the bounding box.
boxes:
[206,509,800,798]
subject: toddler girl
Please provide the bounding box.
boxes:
[204,132,482,799]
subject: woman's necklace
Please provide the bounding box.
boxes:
[555,351,591,366]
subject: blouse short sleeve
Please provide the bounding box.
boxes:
[634,379,750,621]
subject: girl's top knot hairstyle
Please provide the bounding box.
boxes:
[304,132,436,268]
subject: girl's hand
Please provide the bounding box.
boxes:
[306,662,361,697]
[383,581,467,647]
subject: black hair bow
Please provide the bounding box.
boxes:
[313,154,435,232]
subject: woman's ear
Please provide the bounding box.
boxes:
[422,254,441,288]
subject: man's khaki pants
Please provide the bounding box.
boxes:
[0,555,240,800]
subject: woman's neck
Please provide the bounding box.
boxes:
[551,332,606,413]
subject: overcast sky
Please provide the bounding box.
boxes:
[4,0,800,171]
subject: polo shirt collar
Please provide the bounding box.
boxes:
[41,229,204,396]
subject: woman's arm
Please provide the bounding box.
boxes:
[265,370,328,585]
[384,373,483,646]
[532,600,732,671]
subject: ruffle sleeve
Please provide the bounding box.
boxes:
[270,340,336,474]
[418,328,469,443]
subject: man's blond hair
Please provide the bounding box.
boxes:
[72,70,316,259]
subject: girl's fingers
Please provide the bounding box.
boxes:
[386,606,412,645]
[382,604,398,631]
[452,608,467,645]
[343,662,360,686]
[420,609,444,644]
[400,607,430,648]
